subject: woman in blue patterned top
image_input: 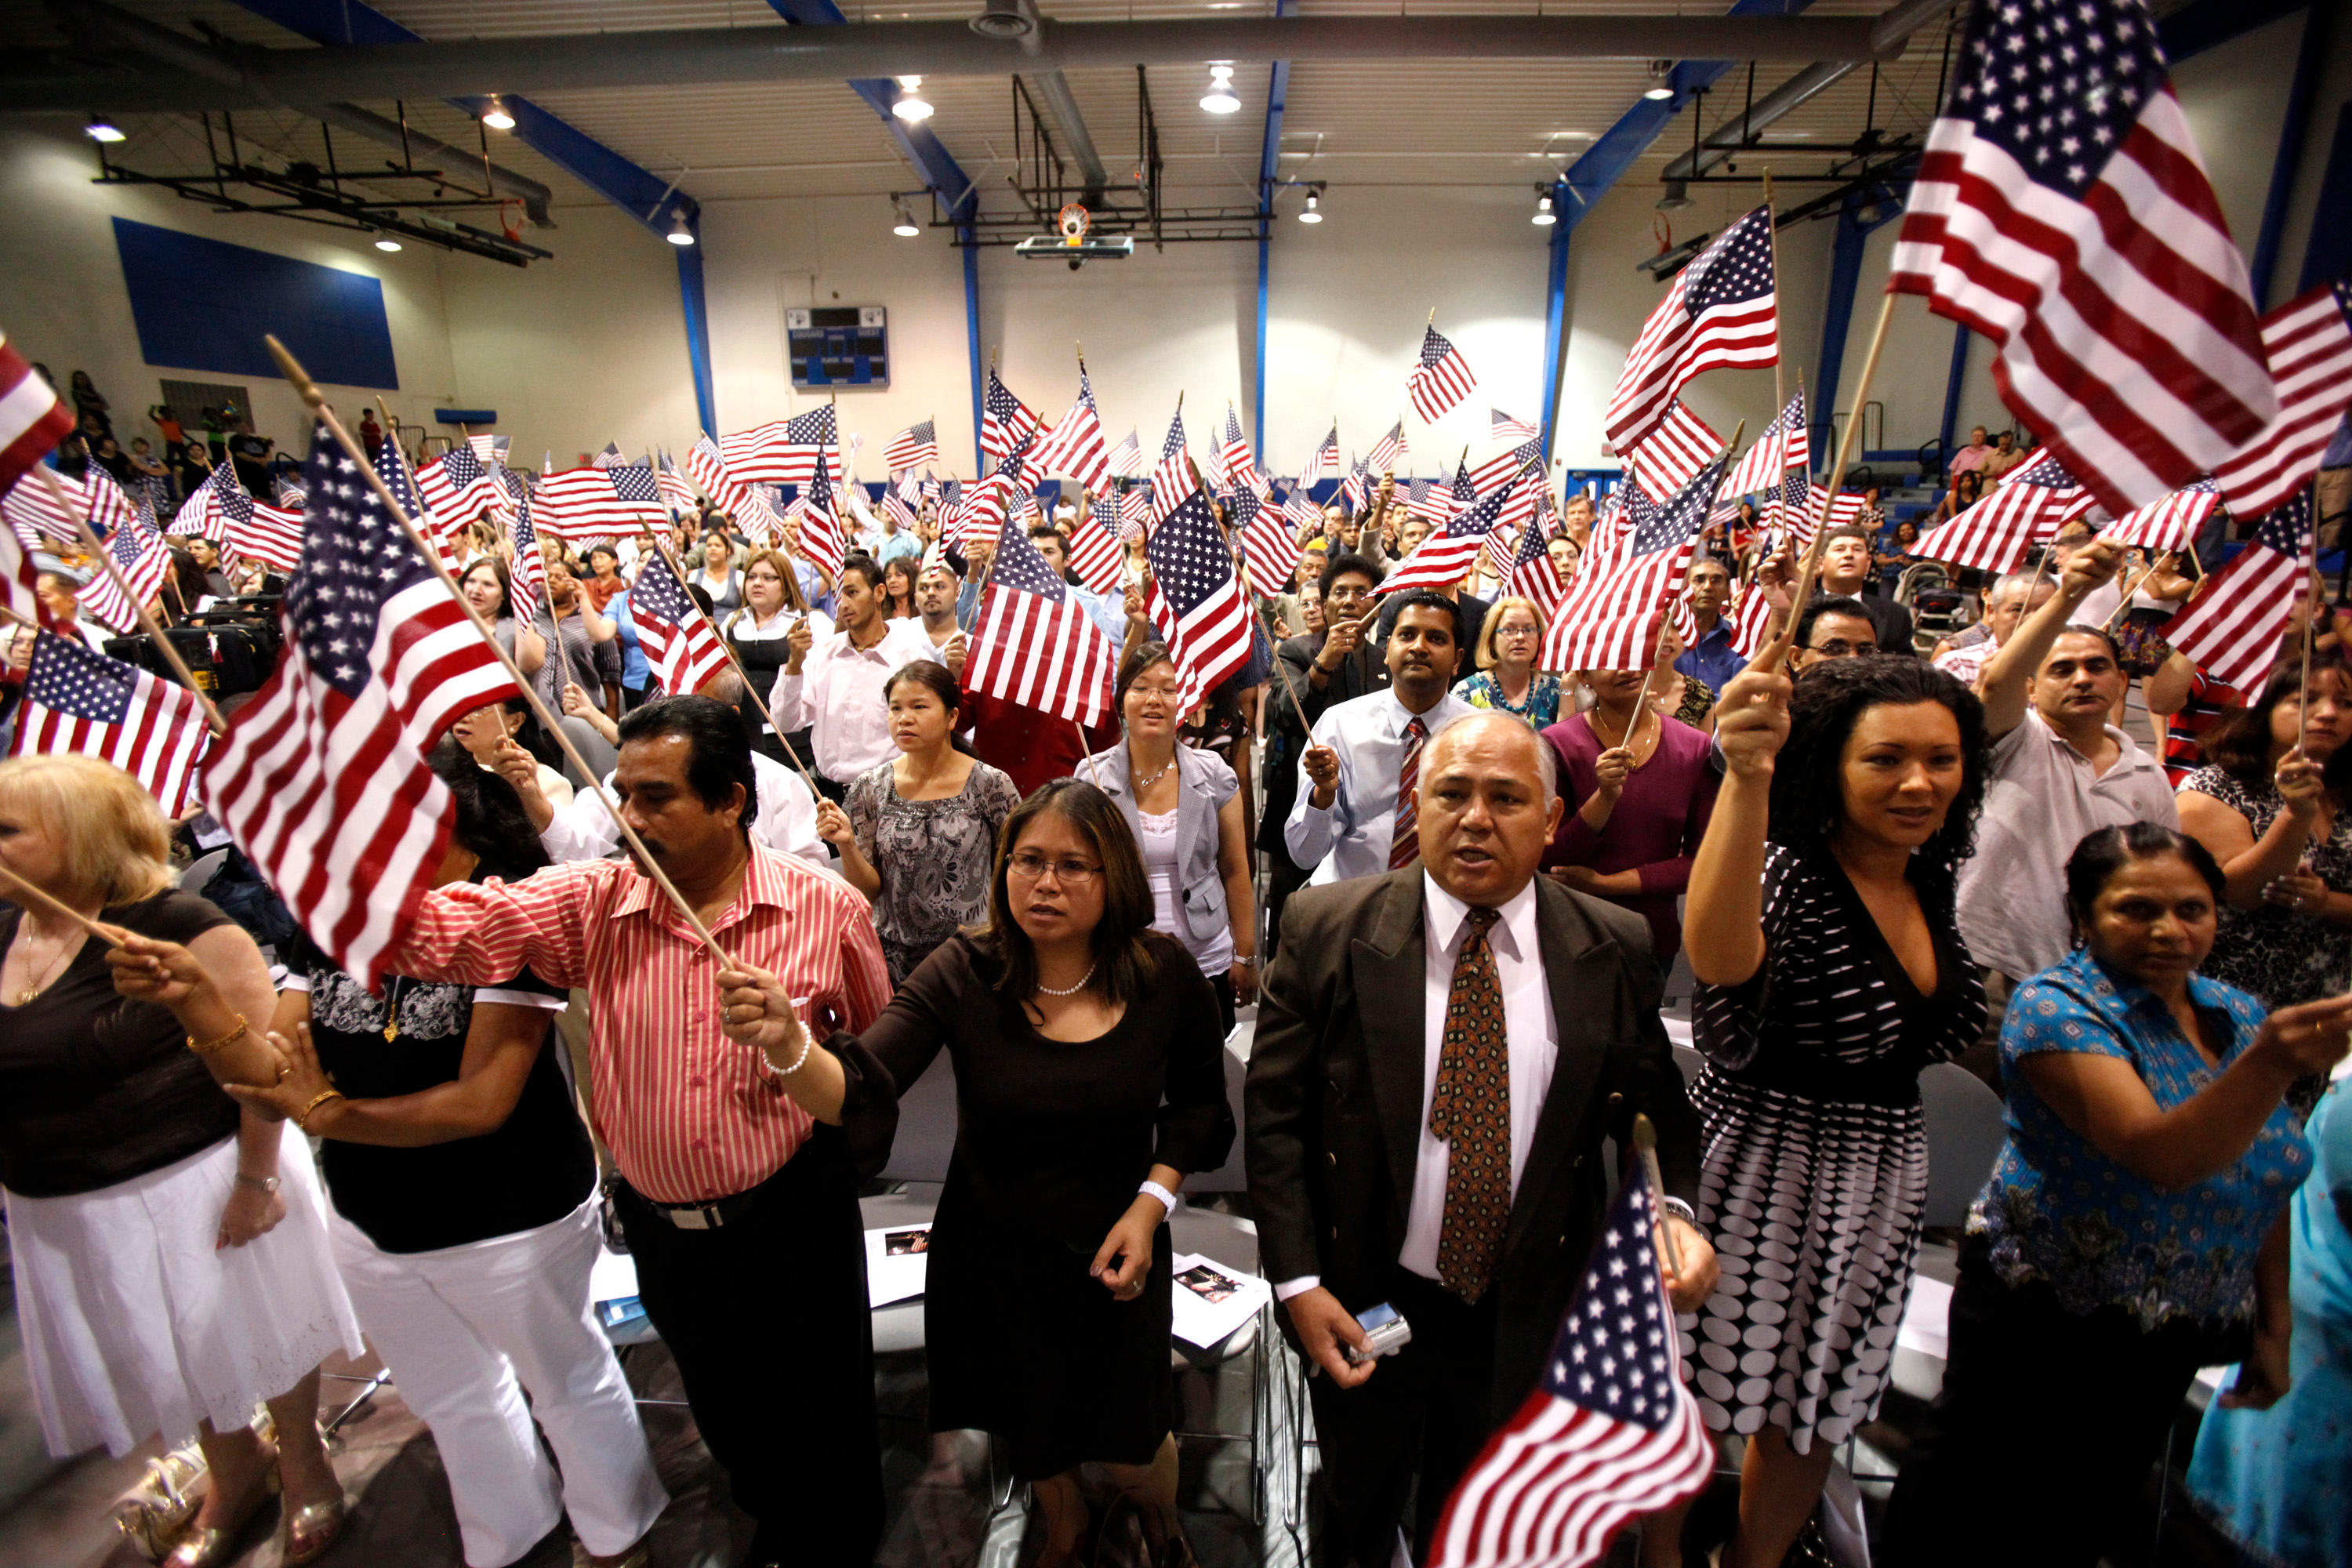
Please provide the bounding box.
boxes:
[1884,822,2352,1567]
[1450,597,1561,729]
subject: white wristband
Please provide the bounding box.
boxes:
[1138,1179,1178,1218]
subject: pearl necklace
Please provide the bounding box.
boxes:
[1036,959,1099,997]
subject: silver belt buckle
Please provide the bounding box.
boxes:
[670,1203,720,1230]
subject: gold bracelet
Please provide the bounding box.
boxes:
[187,1015,249,1055]
[294,1089,345,1131]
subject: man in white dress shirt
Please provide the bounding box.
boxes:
[1287,591,1477,885]
[770,554,943,795]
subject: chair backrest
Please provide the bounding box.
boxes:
[180,848,230,898]
[880,1048,959,1185]
[1918,1062,2009,1229]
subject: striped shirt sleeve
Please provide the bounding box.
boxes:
[387,862,605,992]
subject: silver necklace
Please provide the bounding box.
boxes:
[1035,959,1098,997]
[1131,753,1176,792]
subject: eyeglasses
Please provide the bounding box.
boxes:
[1807,637,1878,659]
[1007,851,1102,885]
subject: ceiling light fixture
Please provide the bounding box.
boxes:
[85,118,125,143]
[1200,64,1241,115]
[1532,191,1556,227]
[1642,60,1675,102]
[892,198,921,238]
[666,209,696,246]
[1657,179,1694,210]
[480,96,517,130]
[1298,189,1322,223]
[375,235,402,252]
[892,75,935,123]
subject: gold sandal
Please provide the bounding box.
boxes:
[278,1486,348,1566]
[161,1450,280,1568]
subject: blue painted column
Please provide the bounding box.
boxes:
[963,230,982,474]
[2251,2,2330,307]
[1939,324,1970,456]
[1538,199,1573,463]
[1812,195,1869,475]
[676,234,717,436]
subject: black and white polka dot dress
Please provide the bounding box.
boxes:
[1678,843,1983,1454]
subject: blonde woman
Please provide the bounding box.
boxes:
[722,546,829,767]
[1451,594,1562,728]
[0,757,361,1566]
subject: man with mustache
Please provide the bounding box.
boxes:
[1287,590,1476,885]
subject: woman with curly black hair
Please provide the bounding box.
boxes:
[1679,654,1991,1568]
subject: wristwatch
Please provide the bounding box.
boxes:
[235,1173,282,1195]
[1658,1196,1697,1226]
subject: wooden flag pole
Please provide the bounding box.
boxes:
[1632,1112,1683,1274]
[2299,489,2323,754]
[0,858,131,947]
[2103,557,2168,633]
[1763,171,1786,419]
[263,336,731,963]
[1768,292,1900,670]
[637,528,827,798]
[32,464,229,735]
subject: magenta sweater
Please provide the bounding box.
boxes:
[1538,713,1721,964]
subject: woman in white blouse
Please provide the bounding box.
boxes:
[722,547,831,766]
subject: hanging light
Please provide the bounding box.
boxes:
[85,118,125,143]
[1642,60,1675,101]
[1531,191,1556,227]
[666,209,696,246]
[1200,64,1241,114]
[1297,189,1322,224]
[891,198,920,238]
[892,76,935,123]
[375,235,403,252]
[1657,180,1694,211]
[480,96,517,130]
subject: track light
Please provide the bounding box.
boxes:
[85,118,125,143]
[375,236,402,252]
[1657,180,1694,211]
[481,96,516,130]
[892,199,920,238]
[1642,60,1675,102]
[1298,189,1322,223]
[1200,64,1240,114]
[666,209,696,246]
[892,76,935,123]
[1532,191,1556,227]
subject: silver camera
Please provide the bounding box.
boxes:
[1345,1301,1413,1363]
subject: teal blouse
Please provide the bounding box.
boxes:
[1451,670,1562,730]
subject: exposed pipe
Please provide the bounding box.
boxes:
[1659,0,1953,183]
[7,14,1895,114]
[62,0,555,225]
[1025,71,1108,199]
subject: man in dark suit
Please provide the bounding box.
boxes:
[1248,710,1715,1568]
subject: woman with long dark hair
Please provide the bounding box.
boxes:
[1681,655,1991,1568]
[878,555,919,620]
[807,780,1233,1567]
[1884,824,2349,1566]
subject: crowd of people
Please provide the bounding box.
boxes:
[3,401,2350,1568]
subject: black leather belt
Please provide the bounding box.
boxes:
[630,1183,763,1231]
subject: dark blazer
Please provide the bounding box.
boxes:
[1261,632,1394,862]
[1245,869,1702,1418]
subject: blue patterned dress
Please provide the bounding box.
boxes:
[1451,670,1563,730]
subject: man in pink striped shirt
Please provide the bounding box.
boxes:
[386,696,892,1568]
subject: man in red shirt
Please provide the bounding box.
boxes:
[385,696,891,1568]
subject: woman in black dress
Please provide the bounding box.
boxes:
[822,779,1232,1566]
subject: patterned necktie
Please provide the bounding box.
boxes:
[1389,715,1429,869]
[1430,906,1511,1302]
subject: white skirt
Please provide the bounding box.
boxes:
[5,1124,365,1458]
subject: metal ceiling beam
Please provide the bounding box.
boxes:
[4,16,1895,114]
[1660,0,1955,183]
[763,0,977,220]
[1027,71,1109,198]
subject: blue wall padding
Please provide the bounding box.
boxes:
[111,217,401,390]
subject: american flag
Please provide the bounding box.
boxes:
[1234,488,1299,591]
[882,484,919,534]
[1409,325,1478,424]
[2103,477,2222,553]
[1221,406,1261,495]
[1604,206,1779,455]
[219,482,306,572]
[656,450,700,518]
[2212,282,2352,524]
[80,495,173,632]
[982,372,1045,466]
[1428,1166,1712,1568]
[201,423,517,991]
[1471,438,1546,501]
[1800,481,1878,539]
[507,494,549,626]
[417,444,503,528]
[1628,402,1722,504]
[1542,455,1727,673]
[795,448,848,578]
[1384,484,1513,598]
[2161,494,2313,691]
[1496,466,1546,538]
[1301,425,1339,489]
[1492,408,1541,445]
[1033,365,1114,491]
[1501,512,1567,613]
[1064,504,1126,596]
[884,418,940,474]
[1888,0,2271,515]
[466,434,500,464]
[10,630,212,815]
[1726,577,1779,657]
[1404,477,1451,526]
[1722,390,1809,500]
[378,433,458,579]
[1911,453,2096,573]
[0,506,54,633]
[1145,485,1254,710]
[685,433,750,516]
[534,464,665,540]
[1341,457,1372,516]
[1369,419,1407,476]
[0,344,72,506]
[720,406,838,485]
[590,441,624,469]
[967,511,1118,727]
[1149,408,1192,528]
[1116,481,1149,541]
[170,464,229,541]
[626,547,733,695]
[6,466,93,549]
[1108,427,1143,479]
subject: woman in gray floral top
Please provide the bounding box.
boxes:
[815,660,1022,982]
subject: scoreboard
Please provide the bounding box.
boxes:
[786,306,887,390]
